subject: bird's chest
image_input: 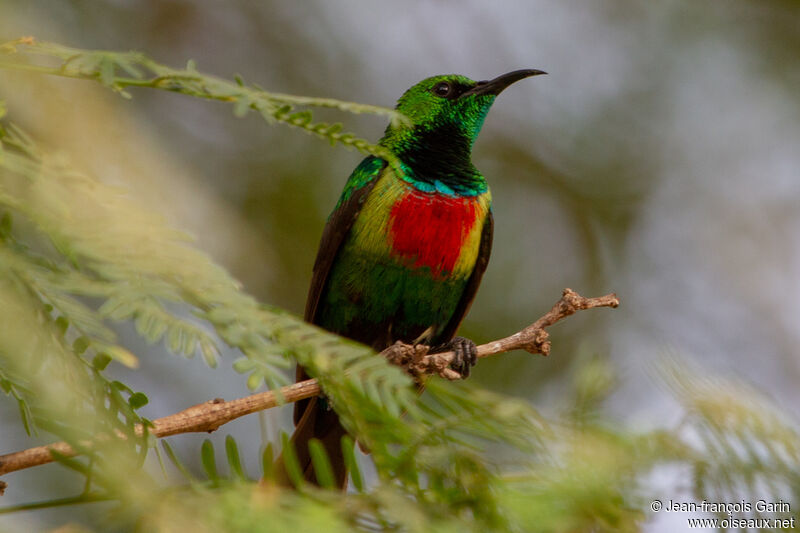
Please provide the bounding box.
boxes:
[347,176,490,280]
[319,176,490,345]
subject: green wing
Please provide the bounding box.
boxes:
[304,155,386,323]
[296,156,385,424]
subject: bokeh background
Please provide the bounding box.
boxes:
[1,1,798,531]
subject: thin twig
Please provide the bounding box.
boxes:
[0,380,322,477]
[0,288,618,480]
[386,288,619,379]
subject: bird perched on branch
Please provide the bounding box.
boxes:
[277,69,545,488]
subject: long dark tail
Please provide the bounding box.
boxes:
[273,395,348,488]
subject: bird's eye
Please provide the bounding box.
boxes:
[433,82,452,97]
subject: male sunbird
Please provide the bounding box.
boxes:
[279,69,545,487]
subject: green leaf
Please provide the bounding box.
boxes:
[340,435,362,492]
[92,352,112,371]
[160,440,193,481]
[233,96,251,118]
[48,449,92,476]
[308,438,335,489]
[74,336,90,355]
[200,439,219,483]
[289,110,312,126]
[280,432,303,489]
[225,435,246,481]
[128,392,149,410]
[111,380,133,395]
[104,346,139,369]
[17,399,34,436]
[54,316,69,337]
[167,324,182,353]
[98,57,115,87]
[200,339,219,368]
[246,372,263,391]
[116,57,143,78]
[232,357,255,373]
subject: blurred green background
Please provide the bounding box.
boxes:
[1,1,798,531]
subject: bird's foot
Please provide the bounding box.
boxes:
[430,336,478,379]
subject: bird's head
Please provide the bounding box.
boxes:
[381,69,546,151]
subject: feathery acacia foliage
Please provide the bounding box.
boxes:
[0,40,798,532]
[0,38,409,174]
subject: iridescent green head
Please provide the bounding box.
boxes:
[383,69,545,146]
[380,70,546,193]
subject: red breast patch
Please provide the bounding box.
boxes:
[388,191,479,277]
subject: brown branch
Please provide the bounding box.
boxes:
[0,288,618,481]
[0,380,322,477]
[386,288,620,379]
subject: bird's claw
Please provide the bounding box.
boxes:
[431,336,477,379]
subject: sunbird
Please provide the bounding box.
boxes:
[278,69,545,487]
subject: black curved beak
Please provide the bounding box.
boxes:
[461,69,547,97]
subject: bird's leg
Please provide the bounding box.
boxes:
[428,336,478,379]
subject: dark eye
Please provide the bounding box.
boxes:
[433,82,452,97]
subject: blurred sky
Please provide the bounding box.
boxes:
[1,1,799,531]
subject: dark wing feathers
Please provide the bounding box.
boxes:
[304,164,385,323]
[295,161,384,424]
